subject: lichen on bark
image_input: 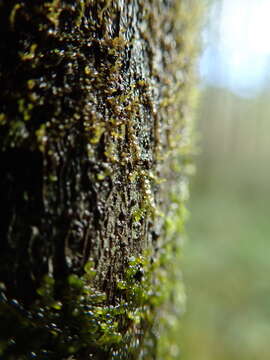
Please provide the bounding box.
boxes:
[0,0,200,358]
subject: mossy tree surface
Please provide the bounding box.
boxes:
[0,0,199,359]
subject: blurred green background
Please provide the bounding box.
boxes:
[181,1,270,359]
[182,87,270,360]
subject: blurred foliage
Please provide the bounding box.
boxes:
[181,86,270,360]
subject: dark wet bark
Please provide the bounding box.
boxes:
[0,0,199,358]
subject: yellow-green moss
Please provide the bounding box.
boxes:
[44,0,62,27]
[0,246,181,359]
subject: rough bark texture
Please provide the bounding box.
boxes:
[0,0,199,359]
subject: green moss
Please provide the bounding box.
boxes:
[19,44,37,62]
[0,248,181,359]
[0,113,7,126]
[44,0,61,27]
[27,79,36,90]
[9,3,22,28]
[18,99,34,122]
[35,124,47,152]
[1,234,182,359]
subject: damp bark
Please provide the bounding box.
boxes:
[0,0,200,359]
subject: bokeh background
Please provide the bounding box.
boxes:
[182,1,270,359]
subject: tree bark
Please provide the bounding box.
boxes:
[0,0,199,359]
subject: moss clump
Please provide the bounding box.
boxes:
[0,249,179,359]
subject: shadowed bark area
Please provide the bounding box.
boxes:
[0,0,199,358]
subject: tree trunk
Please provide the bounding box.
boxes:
[0,0,200,359]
